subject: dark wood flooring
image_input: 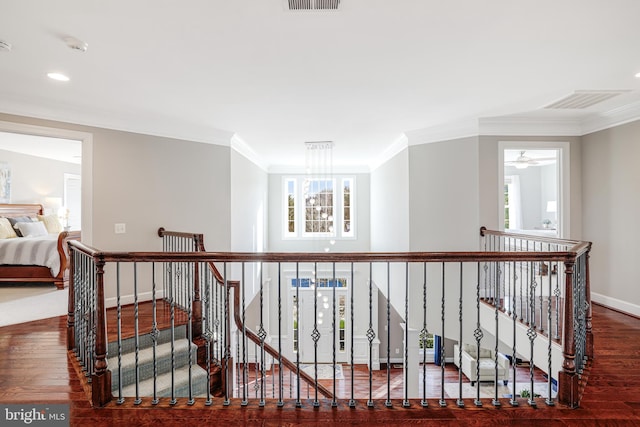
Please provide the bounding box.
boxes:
[1,303,639,426]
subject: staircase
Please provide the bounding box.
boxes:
[107,325,209,399]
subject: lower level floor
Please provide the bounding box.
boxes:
[0,303,639,426]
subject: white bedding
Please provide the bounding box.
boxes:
[0,234,60,276]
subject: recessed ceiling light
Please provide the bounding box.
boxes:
[47,72,70,82]
[635,72,640,78]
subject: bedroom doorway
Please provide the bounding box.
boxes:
[0,120,92,243]
[498,142,570,238]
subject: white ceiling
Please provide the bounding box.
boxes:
[1,1,639,170]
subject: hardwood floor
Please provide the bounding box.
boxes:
[1,303,639,426]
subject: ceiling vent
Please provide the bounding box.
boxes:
[286,0,340,11]
[544,90,629,109]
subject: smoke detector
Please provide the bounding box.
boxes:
[0,40,11,52]
[64,36,88,52]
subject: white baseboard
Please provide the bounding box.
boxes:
[592,292,640,317]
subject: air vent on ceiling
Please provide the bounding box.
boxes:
[287,0,340,11]
[544,90,629,109]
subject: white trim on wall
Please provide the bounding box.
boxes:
[0,120,94,244]
[592,292,640,318]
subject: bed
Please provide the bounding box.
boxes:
[0,203,80,290]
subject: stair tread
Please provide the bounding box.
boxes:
[115,364,209,398]
[107,338,195,369]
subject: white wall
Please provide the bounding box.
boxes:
[0,148,81,206]
[408,137,480,251]
[230,149,268,301]
[582,119,640,315]
[370,150,409,252]
[231,150,268,253]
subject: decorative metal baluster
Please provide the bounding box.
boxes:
[473,263,483,407]
[349,262,356,408]
[133,263,142,405]
[366,262,375,408]
[241,263,248,406]
[554,249,561,340]
[519,250,524,322]
[546,265,555,407]
[492,261,501,407]
[457,262,464,408]
[527,261,537,407]
[258,263,266,407]
[272,355,276,399]
[187,260,194,406]
[539,244,545,332]
[420,262,429,408]
[277,263,284,407]
[151,263,159,405]
[332,262,338,408]
[254,341,259,399]
[510,261,519,407]
[169,262,177,405]
[439,262,446,408]
[116,262,124,404]
[295,263,301,408]
[403,262,410,408]
[203,264,212,406]
[385,262,392,408]
[312,263,320,407]
[525,241,530,325]
[223,262,230,406]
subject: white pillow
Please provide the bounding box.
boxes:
[15,221,49,237]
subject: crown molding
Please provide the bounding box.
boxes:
[405,119,478,145]
[580,99,640,135]
[0,100,234,147]
[368,133,408,172]
[231,134,269,172]
[268,164,371,174]
[479,116,583,136]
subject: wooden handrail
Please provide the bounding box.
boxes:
[68,244,579,265]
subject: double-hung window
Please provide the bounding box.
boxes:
[284,176,355,239]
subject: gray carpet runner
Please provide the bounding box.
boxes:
[107,325,208,398]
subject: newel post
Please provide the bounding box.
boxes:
[92,259,112,407]
[558,259,579,408]
[66,246,75,351]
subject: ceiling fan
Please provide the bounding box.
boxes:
[505,151,555,169]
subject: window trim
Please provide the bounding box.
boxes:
[283,175,356,240]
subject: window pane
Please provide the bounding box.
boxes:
[342,178,353,236]
[304,178,334,234]
[285,179,296,235]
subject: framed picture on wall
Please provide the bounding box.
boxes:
[0,162,11,203]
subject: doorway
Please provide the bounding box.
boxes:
[498,142,570,238]
[290,277,349,364]
[0,120,93,243]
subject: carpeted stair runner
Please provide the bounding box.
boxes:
[107,325,209,398]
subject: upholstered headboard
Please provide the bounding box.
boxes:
[0,203,44,218]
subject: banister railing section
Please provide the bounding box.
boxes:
[67,227,592,410]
